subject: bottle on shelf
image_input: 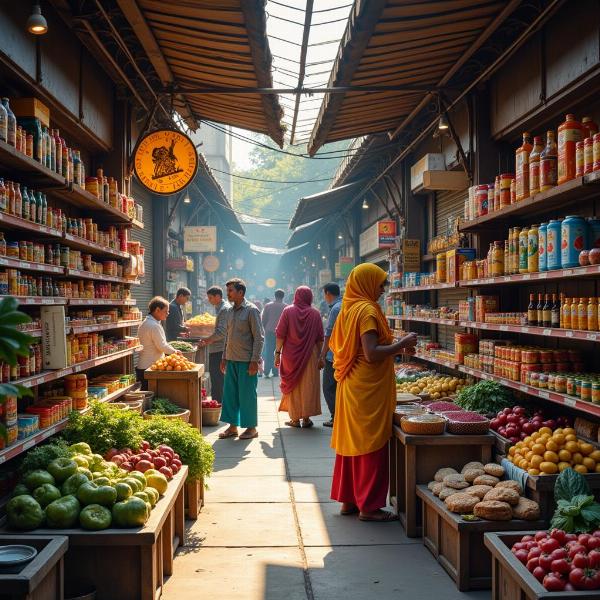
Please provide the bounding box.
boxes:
[0,233,6,257]
[7,180,14,214]
[1,98,16,147]
[0,97,7,143]
[551,293,560,328]
[21,186,30,221]
[527,225,539,273]
[542,294,552,328]
[528,136,544,195]
[587,297,598,332]
[0,178,6,212]
[540,130,558,192]
[527,293,537,326]
[557,114,584,185]
[54,129,62,176]
[14,182,22,217]
[536,293,544,326]
[582,116,599,139]
[49,127,56,173]
[577,297,588,331]
[570,297,579,330]
[562,296,570,329]
[538,222,548,272]
[516,132,533,201]
[519,227,529,274]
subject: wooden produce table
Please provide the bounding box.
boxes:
[2,467,187,600]
[485,531,599,600]
[389,425,494,537]
[145,365,204,429]
[0,535,67,600]
[417,486,546,591]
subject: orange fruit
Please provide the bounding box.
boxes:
[530,431,540,441]
[545,440,559,452]
[554,428,564,436]
[552,433,566,446]
[565,441,579,453]
[563,427,576,436]
[543,451,559,463]
[532,444,545,456]
[572,452,583,464]
[528,468,540,476]
[579,442,594,456]
[508,447,516,457]
[590,450,600,462]
[525,450,534,461]
[540,461,558,474]
[558,449,572,462]
[595,463,600,473]
[574,464,588,474]
[565,434,577,442]
[539,426,553,436]
[530,455,543,469]
[558,461,571,472]
[582,457,596,470]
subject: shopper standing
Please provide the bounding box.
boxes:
[261,288,287,378]
[165,287,191,342]
[219,279,264,440]
[197,286,230,403]
[137,296,181,390]
[318,282,342,427]
[275,286,323,428]
[329,264,417,522]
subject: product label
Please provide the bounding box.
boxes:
[540,157,557,189]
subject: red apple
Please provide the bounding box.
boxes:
[154,456,167,469]
[171,459,182,470]
[159,466,173,480]
[121,462,133,471]
[138,452,152,462]
[141,441,150,450]
[136,460,153,472]
[579,250,590,266]
[589,248,600,265]
[105,448,119,460]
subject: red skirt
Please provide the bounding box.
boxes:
[330,444,389,513]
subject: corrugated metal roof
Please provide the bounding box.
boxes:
[118,0,285,145]
[308,0,519,155]
[286,219,323,248]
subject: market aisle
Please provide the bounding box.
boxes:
[162,378,491,600]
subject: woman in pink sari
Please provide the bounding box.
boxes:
[275,286,324,428]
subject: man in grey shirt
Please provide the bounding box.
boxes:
[219,278,264,440]
[198,286,230,403]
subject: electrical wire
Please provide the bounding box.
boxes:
[210,167,332,184]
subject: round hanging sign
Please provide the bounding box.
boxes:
[265,278,276,288]
[133,129,198,195]
[203,255,220,273]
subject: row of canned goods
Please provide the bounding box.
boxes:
[527,371,600,404]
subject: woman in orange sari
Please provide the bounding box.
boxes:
[329,263,417,522]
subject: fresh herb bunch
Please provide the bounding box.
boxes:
[19,439,70,474]
[170,341,196,352]
[455,380,513,414]
[551,468,600,532]
[147,397,183,415]
[63,401,143,454]
[140,417,214,482]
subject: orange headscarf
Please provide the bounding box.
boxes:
[330,263,393,382]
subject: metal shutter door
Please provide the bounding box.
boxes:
[130,185,154,315]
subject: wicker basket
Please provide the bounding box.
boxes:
[187,324,215,338]
[124,391,154,411]
[121,399,143,414]
[202,406,221,426]
[142,408,190,423]
[400,415,446,435]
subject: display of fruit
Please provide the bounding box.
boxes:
[148,353,196,371]
[508,427,600,475]
[511,530,600,591]
[186,312,216,326]
[490,406,572,444]
[202,399,222,409]
[6,441,172,532]
[105,440,181,480]
[396,374,466,400]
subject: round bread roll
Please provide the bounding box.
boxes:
[435,467,458,482]
[432,482,444,496]
[443,474,470,489]
[445,493,479,513]
[464,484,493,499]
[483,487,520,506]
[474,500,513,521]
[439,486,460,500]
[483,463,505,477]
[512,497,540,521]
[495,480,522,494]
[473,474,500,487]
[463,468,485,483]
[461,461,484,473]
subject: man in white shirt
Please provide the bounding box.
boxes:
[136,296,181,390]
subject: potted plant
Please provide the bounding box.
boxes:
[143,397,190,423]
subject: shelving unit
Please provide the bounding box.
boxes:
[459,321,600,342]
[459,264,600,287]
[389,315,459,326]
[413,353,458,370]
[389,282,457,293]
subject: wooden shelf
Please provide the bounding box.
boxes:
[389,282,457,293]
[388,315,459,326]
[63,233,129,259]
[458,365,600,418]
[413,352,458,370]
[70,320,141,334]
[459,320,600,342]
[131,218,144,229]
[67,298,136,306]
[8,296,67,305]
[70,345,141,374]
[460,171,600,232]
[459,263,600,287]
[0,382,140,466]
[65,268,140,285]
[0,256,64,275]
[0,212,62,238]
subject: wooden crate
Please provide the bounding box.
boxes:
[485,531,599,600]
[417,486,546,591]
[0,535,67,600]
[145,365,204,429]
[1,467,187,600]
[389,425,495,537]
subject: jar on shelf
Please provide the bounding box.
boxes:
[546,219,562,270]
[561,215,588,269]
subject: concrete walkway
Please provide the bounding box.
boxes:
[162,378,491,600]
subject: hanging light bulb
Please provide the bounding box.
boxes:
[27,4,48,35]
[438,114,449,131]
[362,198,369,210]
[317,243,321,250]
[183,193,191,204]
[311,262,316,268]
[219,246,224,253]
[337,233,343,240]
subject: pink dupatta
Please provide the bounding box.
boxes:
[276,286,324,394]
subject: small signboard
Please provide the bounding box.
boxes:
[184,226,217,252]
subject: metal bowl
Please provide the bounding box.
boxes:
[0,545,38,573]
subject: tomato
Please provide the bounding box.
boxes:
[572,553,589,569]
[552,558,571,574]
[569,568,600,590]
[592,531,600,539]
[521,535,535,543]
[588,537,600,551]
[540,538,561,554]
[528,546,542,560]
[527,557,540,573]
[589,550,600,569]
[568,544,587,559]
[514,549,529,564]
[539,554,554,571]
[564,582,576,591]
[550,529,567,544]
[579,534,592,547]
[543,573,566,591]
[525,541,537,551]
[550,548,567,560]
[565,533,578,542]
[535,531,548,542]
[512,542,527,552]
[532,566,547,582]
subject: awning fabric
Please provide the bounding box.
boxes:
[308,0,518,154]
[289,181,364,229]
[286,219,323,248]
[117,0,284,145]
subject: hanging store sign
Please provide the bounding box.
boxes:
[184,226,217,252]
[318,269,332,287]
[203,255,220,273]
[359,220,397,256]
[133,129,198,195]
[339,256,354,278]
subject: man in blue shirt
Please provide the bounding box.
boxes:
[318,282,342,427]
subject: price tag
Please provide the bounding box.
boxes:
[46,426,57,436]
[564,397,576,408]
[17,261,26,269]
[587,333,598,341]
[23,439,36,451]
[564,270,573,276]
[42,298,54,304]
[539,391,550,399]
[543,329,552,336]
[500,325,508,331]
[521,327,529,333]
[566,331,573,337]
[519,385,528,392]
[539,272,548,279]
[31,377,43,387]
[522,274,531,280]
[0,258,7,266]
[503,276,511,282]
[74,365,83,373]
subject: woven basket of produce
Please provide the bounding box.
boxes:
[426,400,461,414]
[393,403,426,426]
[400,414,446,435]
[442,410,490,435]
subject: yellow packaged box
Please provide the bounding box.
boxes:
[446,248,476,283]
[11,97,50,128]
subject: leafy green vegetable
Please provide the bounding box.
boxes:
[140,418,214,482]
[146,397,184,415]
[554,467,592,503]
[170,341,196,352]
[63,401,142,454]
[455,380,513,414]
[19,439,70,474]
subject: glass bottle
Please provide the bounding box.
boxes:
[41,193,47,227]
[516,132,533,201]
[7,181,14,215]
[0,98,7,142]
[1,98,16,147]
[570,297,579,330]
[527,293,537,326]
[537,293,544,326]
[61,140,68,179]
[0,178,6,212]
[587,297,598,332]
[578,297,588,331]
[559,293,566,328]
[73,150,81,186]
[0,233,6,257]
[21,186,30,221]
[551,293,560,328]
[13,183,22,218]
[540,130,558,191]
[54,130,62,175]
[543,294,552,328]
[49,128,56,172]
[40,126,47,167]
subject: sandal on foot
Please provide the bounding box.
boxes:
[301,419,314,428]
[359,510,398,522]
[340,506,359,516]
[218,429,238,439]
[285,420,301,428]
[239,430,259,439]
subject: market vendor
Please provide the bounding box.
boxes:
[165,287,191,342]
[137,296,181,390]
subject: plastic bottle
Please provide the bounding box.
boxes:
[0,99,7,142]
[578,297,588,331]
[558,114,584,184]
[546,219,562,270]
[519,227,529,274]
[571,297,579,330]
[562,298,571,329]
[528,136,544,195]
[540,131,558,191]
[538,222,548,271]
[561,215,588,268]
[516,132,533,201]
[527,224,539,272]
[588,297,598,332]
[13,183,22,218]
[21,186,30,221]
[1,98,16,147]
